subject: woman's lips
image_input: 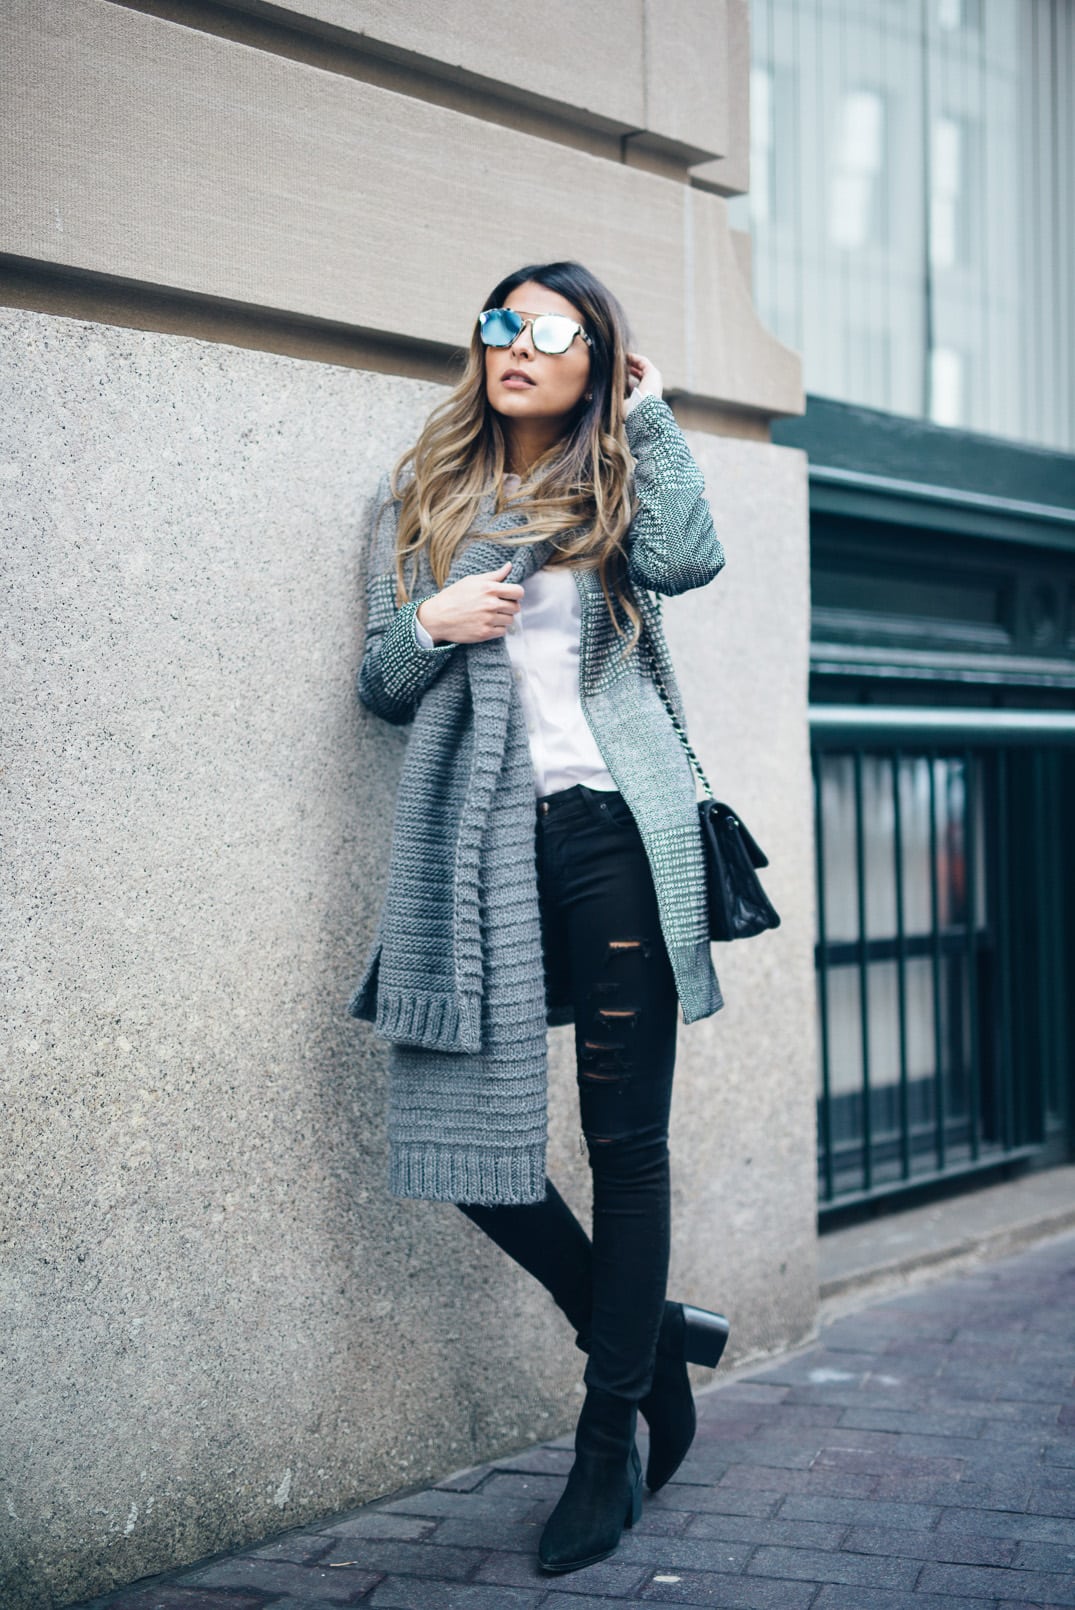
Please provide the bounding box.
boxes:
[500,371,535,388]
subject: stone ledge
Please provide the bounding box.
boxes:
[818,1164,1075,1310]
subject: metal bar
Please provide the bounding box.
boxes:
[996,751,1015,1151]
[807,463,1075,526]
[1044,753,1064,1137]
[892,752,911,1180]
[811,707,1075,743]
[854,750,871,1193]
[817,1145,1043,1221]
[1052,756,1072,1143]
[813,752,835,1204]
[928,755,946,1172]
[1033,751,1050,1145]
[964,751,981,1163]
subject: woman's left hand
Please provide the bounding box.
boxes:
[626,352,662,404]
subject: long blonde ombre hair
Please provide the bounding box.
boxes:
[391,261,642,650]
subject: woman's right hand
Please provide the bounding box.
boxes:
[416,562,524,644]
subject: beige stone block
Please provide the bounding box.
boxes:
[234,0,649,132]
[731,223,754,291]
[236,0,733,163]
[683,187,802,412]
[638,0,729,163]
[2,0,801,416]
[691,0,751,195]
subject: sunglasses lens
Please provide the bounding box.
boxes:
[531,315,576,354]
[478,308,523,347]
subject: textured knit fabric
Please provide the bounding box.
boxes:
[415,564,618,794]
[347,393,725,1204]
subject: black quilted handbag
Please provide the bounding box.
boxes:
[643,602,781,942]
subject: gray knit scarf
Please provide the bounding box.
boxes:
[349,519,561,1205]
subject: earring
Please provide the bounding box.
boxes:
[584,391,593,402]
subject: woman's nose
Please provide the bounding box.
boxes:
[510,324,535,357]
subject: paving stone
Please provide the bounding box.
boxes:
[537,1597,656,1610]
[674,1434,818,1471]
[1013,1538,1075,1571]
[810,1444,967,1480]
[491,1446,576,1476]
[628,1506,692,1537]
[842,1524,1019,1565]
[539,1598,655,1610]
[996,1601,1071,1610]
[646,1485,780,1518]
[979,1407,1063,1436]
[431,1514,546,1552]
[368,1580,541,1608]
[96,1592,270,1610]
[479,1471,565,1503]
[919,1561,1075,1602]
[614,1532,755,1573]
[179,1558,380,1600]
[812,1590,993,1609]
[715,1463,880,1498]
[433,1465,494,1491]
[248,1532,340,1563]
[936,1506,1075,1543]
[330,1513,438,1541]
[836,1406,987,1437]
[266,1599,355,1610]
[707,1382,790,1404]
[746,1403,843,1428]
[775,1493,943,1530]
[745,1542,920,1589]
[473,1547,650,1594]
[1027,1483,1075,1517]
[637,1569,818,1606]
[378,1487,540,1520]
[682,1512,846,1550]
[313,1538,487,1579]
[870,1473,1032,1508]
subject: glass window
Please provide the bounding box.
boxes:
[743,0,1073,450]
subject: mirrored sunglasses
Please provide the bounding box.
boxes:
[478,307,593,356]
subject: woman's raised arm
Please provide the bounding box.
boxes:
[623,393,726,598]
[356,476,458,726]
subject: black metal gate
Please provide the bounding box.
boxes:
[812,707,1075,1215]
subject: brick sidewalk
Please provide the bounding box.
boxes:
[76,1230,1075,1610]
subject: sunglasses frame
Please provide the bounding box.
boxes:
[478,307,593,356]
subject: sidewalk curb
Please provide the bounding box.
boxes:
[818,1208,1075,1315]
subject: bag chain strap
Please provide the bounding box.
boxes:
[643,594,715,802]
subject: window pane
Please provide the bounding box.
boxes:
[820,754,858,942]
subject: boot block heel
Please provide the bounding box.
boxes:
[681,1306,730,1369]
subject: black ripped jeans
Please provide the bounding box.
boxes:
[459,782,680,1402]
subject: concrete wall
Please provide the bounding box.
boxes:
[0,1,813,1603]
[1,310,814,1608]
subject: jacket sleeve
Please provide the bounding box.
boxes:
[356,476,458,727]
[623,394,726,596]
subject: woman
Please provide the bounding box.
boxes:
[348,261,730,1574]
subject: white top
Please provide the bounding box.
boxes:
[409,399,650,796]
[412,560,617,797]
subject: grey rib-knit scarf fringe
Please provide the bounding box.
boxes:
[349,529,558,1205]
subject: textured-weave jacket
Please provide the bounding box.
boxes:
[348,394,725,1205]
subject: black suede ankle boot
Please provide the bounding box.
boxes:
[639,1303,730,1493]
[538,1386,643,1574]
